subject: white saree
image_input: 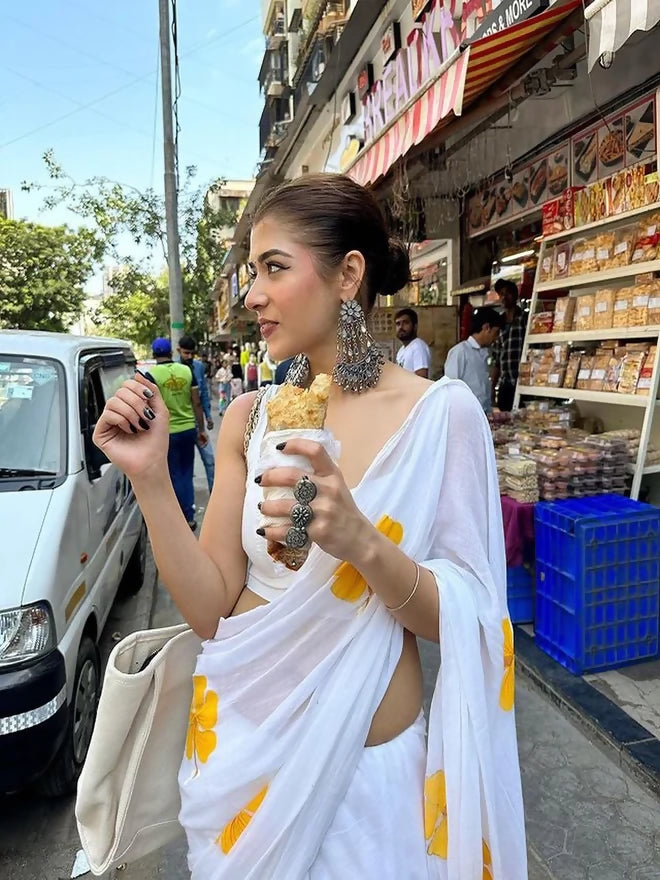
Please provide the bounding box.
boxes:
[178,378,527,879]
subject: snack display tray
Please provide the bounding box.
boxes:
[516,386,655,406]
[536,260,660,292]
[543,200,660,243]
[527,327,660,343]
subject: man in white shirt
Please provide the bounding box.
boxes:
[395,308,432,377]
[443,306,504,412]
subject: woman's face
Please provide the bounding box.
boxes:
[245,217,341,362]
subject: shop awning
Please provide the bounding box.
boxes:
[348,0,582,187]
[585,0,660,68]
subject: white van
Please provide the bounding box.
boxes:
[0,331,147,795]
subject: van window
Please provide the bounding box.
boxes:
[99,362,134,401]
[0,356,65,475]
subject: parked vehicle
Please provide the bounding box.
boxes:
[0,331,147,795]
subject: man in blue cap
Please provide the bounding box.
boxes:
[147,337,207,531]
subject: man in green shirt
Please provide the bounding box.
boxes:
[147,337,208,530]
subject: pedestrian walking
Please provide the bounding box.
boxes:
[395,308,432,377]
[246,355,259,391]
[143,337,207,531]
[215,361,231,417]
[92,173,526,879]
[178,335,215,493]
[444,306,504,413]
[230,363,244,400]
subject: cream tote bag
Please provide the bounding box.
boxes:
[75,623,202,875]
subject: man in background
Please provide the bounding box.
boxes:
[395,308,432,378]
[178,335,215,493]
[444,307,504,413]
[148,338,207,531]
[491,279,526,411]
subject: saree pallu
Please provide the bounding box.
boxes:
[178,378,527,879]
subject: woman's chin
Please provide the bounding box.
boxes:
[266,339,296,363]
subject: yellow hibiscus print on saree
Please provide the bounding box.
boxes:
[218,785,269,854]
[424,770,448,858]
[186,674,218,771]
[331,515,404,602]
[483,839,494,879]
[499,618,515,711]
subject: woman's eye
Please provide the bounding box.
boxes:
[247,268,257,280]
[267,262,284,275]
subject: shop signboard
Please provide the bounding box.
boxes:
[357,64,374,100]
[341,91,356,124]
[411,0,432,20]
[381,22,401,63]
[468,0,548,41]
[362,0,460,144]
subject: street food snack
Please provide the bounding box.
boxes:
[263,374,333,569]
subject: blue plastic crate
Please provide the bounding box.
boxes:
[507,566,534,624]
[534,495,660,674]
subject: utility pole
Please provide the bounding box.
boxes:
[158,0,184,348]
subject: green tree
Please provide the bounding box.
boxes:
[0,217,99,331]
[23,152,237,344]
[94,262,170,349]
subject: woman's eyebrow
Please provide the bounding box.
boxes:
[256,248,294,262]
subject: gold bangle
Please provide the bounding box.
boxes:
[386,562,421,612]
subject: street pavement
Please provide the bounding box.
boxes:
[3,416,660,879]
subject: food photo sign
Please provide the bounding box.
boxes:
[467,90,657,238]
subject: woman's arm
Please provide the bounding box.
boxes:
[94,374,256,638]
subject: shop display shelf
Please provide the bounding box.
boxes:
[517,385,647,406]
[542,201,660,243]
[536,261,660,293]
[527,327,660,344]
[534,495,660,675]
[507,566,534,624]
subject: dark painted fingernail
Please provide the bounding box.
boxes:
[257,502,263,511]
[129,424,138,434]
[276,442,286,451]
[143,407,156,420]
[143,388,154,399]
[138,417,150,430]
[256,527,265,537]
[254,475,262,484]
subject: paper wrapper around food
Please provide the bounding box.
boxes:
[259,375,337,571]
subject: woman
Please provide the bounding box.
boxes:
[92,173,526,879]
[229,362,244,401]
[214,361,231,417]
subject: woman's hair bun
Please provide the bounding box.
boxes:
[381,237,412,297]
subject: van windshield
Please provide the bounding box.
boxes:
[0,356,65,476]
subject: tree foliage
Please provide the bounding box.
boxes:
[0,218,99,332]
[23,151,237,345]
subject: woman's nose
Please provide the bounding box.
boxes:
[244,281,266,312]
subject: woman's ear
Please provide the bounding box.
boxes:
[340,250,366,299]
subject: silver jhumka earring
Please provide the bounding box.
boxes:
[333,299,384,393]
[285,299,383,393]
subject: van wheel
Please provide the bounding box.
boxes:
[39,636,99,797]
[119,518,148,597]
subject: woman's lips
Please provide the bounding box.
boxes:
[260,321,278,339]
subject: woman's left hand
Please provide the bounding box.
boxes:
[257,439,369,564]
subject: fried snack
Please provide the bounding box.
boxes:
[264,374,332,570]
[265,374,332,431]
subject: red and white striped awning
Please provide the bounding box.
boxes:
[348,0,582,187]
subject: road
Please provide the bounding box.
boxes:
[2,434,660,879]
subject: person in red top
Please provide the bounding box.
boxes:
[458,295,474,342]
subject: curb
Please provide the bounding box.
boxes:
[515,627,660,799]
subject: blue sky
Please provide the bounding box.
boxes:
[1,1,263,251]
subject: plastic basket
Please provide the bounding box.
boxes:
[534,495,660,674]
[507,566,534,624]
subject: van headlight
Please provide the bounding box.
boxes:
[0,603,55,666]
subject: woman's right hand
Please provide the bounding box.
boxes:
[92,372,170,480]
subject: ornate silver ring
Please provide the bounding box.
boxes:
[294,475,317,505]
[285,526,308,550]
[291,502,314,528]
